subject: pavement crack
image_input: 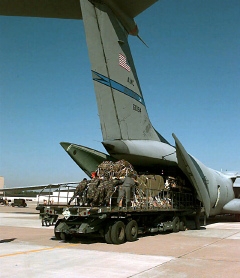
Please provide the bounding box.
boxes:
[178,230,240,259]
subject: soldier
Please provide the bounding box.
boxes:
[93,176,109,206]
[4,198,9,206]
[117,174,138,207]
[105,178,123,206]
[86,175,100,206]
[68,178,88,206]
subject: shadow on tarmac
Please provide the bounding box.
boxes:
[0,238,16,243]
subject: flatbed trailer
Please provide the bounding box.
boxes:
[36,183,199,244]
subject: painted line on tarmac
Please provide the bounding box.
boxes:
[0,243,76,258]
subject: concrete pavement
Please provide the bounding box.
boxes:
[0,202,239,277]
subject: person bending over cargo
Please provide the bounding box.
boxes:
[92,176,109,206]
[117,174,138,207]
[86,175,100,206]
[105,177,123,206]
[68,178,88,206]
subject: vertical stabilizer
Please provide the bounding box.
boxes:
[80,0,161,142]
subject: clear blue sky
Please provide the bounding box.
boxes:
[0,0,239,187]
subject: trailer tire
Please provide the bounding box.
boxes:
[54,220,62,240]
[45,220,51,227]
[104,223,113,244]
[173,216,180,233]
[111,221,125,245]
[54,231,61,240]
[60,232,72,241]
[126,220,138,242]
[60,232,66,241]
[179,216,187,231]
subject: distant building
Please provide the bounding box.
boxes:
[0,176,4,195]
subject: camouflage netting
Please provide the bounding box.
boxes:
[96,160,167,195]
[96,159,137,178]
[67,159,191,209]
[96,160,169,208]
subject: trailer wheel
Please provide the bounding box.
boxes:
[111,221,125,245]
[60,232,67,241]
[54,220,62,240]
[179,216,187,231]
[60,232,72,241]
[54,231,61,240]
[45,220,51,227]
[173,216,180,233]
[104,223,113,244]
[125,220,138,242]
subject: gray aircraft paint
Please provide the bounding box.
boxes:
[78,0,240,217]
[2,0,240,217]
[80,0,161,142]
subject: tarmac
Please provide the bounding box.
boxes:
[0,202,240,278]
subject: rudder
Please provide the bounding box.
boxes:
[80,0,161,142]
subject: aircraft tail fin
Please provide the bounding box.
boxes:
[80,0,165,143]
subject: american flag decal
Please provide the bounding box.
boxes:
[119,53,131,72]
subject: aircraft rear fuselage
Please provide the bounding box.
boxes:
[62,0,240,218]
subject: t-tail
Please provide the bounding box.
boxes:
[79,0,176,166]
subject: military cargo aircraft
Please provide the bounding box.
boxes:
[1,0,239,219]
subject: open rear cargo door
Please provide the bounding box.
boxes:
[172,134,210,217]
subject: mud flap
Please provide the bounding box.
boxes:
[172,134,210,217]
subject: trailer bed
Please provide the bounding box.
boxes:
[36,182,199,243]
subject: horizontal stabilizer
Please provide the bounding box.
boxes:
[0,0,82,19]
[0,0,157,19]
[60,142,116,177]
[222,199,240,214]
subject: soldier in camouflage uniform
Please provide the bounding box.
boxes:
[86,176,100,206]
[93,177,109,206]
[68,178,89,206]
[105,178,123,206]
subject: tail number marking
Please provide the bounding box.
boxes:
[127,77,134,86]
[133,104,141,113]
